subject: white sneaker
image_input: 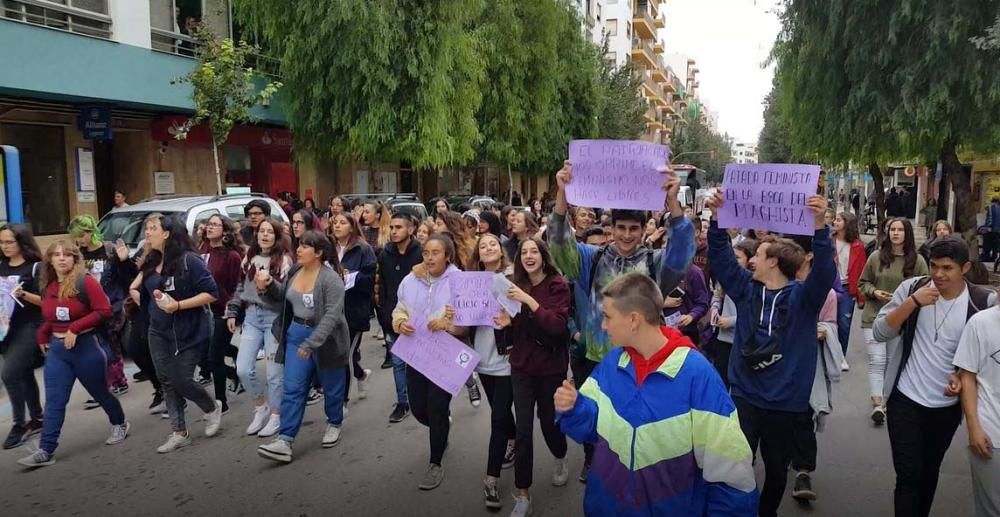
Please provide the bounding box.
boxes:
[246,404,270,435]
[157,433,192,454]
[105,422,130,445]
[257,414,281,437]
[343,406,349,419]
[322,424,341,448]
[256,349,265,361]
[257,438,292,463]
[204,400,223,437]
[510,494,533,517]
[552,457,569,486]
[358,369,372,399]
[841,358,850,372]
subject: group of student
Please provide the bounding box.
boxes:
[1,159,998,517]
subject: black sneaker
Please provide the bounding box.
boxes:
[197,374,212,386]
[483,478,501,509]
[133,371,149,382]
[871,406,886,426]
[2,424,26,450]
[111,383,129,395]
[467,382,482,408]
[148,391,165,414]
[578,463,591,483]
[389,403,410,423]
[305,388,323,406]
[792,472,817,501]
[83,399,101,410]
[23,419,43,439]
[380,358,393,370]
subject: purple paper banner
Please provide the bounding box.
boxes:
[717,163,822,236]
[567,139,671,211]
[391,315,481,396]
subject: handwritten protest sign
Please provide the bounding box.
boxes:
[717,163,821,236]
[450,272,500,327]
[391,314,481,396]
[492,274,522,318]
[0,276,19,341]
[567,140,671,211]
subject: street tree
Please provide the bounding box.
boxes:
[172,24,281,195]
[669,105,732,184]
[234,0,484,169]
[757,84,793,164]
[773,0,1000,249]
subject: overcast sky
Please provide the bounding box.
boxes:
[662,0,782,144]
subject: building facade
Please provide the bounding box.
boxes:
[732,142,757,164]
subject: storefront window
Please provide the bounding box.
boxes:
[0,124,70,235]
[3,0,111,38]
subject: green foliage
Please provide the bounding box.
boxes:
[172,24,281,194]
[595,48,648,141]
[669,103,732,183]
[972,15,1000,53]
[757,84,793,163]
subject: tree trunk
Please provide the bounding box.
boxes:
[212,143,223,195]
[507,164,513,205]
[940,141,979,257]
[870,162,886,236]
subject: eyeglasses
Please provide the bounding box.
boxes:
[205,222,223,228]
[247,211,265,217]
[291,221,306,226]
[0,240,17,246]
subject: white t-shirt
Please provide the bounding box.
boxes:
[897,286,969,408]
[473,326,511,377]
[953,307,1000,448]
[835,240,850,283]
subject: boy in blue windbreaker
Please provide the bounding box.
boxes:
[556,272,758,516]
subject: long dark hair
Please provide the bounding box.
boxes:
[329,212,365,250]
[478,211,503,237]
[141,213,197,277]
[510,237,559,290]
[512,211,539,239]
[292,209,317,249]
[878,217,918,277]
[469,233,509,272]
[245,218,291,280]
[202,214,243,254]
[836,211,860,243]
[297,230,344,277]
[0,223,42,263]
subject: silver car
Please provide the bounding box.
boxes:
[98,193,289,254]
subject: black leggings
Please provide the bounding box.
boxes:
[1,322,43,427]
[209,317,238,406]
[407,367,452,465]
[480,373,515,477]
[512,372,567,489]
[344,330,365,402]
[125,317,161,393]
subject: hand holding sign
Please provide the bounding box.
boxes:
[716,164,822,236]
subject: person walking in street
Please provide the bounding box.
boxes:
[124,242,166,415]
[257,231,351,463]
[0,224,44,449]
[199,214,244,414]
[239,199,271,252]
[555,272,758,516]
[874,236,997,517]
[392,235,461,491]
[953,289,1000,517]
[547,161,694,481]
[705,190,836,517]
[227,218,292,438]
[17,240,128,468]
[460,232,516,510]
[68,215,130,397]
[494,238,571,517]
[377,212,423,423]
[832,211,866,368]
[984,198,1000,266]
[660,263,710,346]
[858,218,927,426]
[918,220,953,263]
[329,212,376,406]
[134,214,223,454]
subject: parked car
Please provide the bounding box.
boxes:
[98,193,288,254]
[386,198,429,221]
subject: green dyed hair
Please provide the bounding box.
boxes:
[67,215,103,247]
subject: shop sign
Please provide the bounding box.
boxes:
[77,105,112,141]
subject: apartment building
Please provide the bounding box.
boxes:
[732,142,757,164]
[0,0,300,236]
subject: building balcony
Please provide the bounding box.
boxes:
[644,104,657,122]
[640,73,667,107]
[630,38,656,68]
[655,12,665,29]
[632,1,656,40]
[654,40,665,54]
[661,102,676,115]
[2,0,112,39]
[651,65,668,83]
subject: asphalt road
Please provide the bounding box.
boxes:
[0,310,978,517]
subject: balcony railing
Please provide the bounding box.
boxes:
[150,28,281,78]
[630,37,656,68]
[2,0,112,39]
[632,1,656,40]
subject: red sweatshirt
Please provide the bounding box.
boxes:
[625,326,695,385]
[37,275,112,345]
[199,244,244,317]
[507,274,572,376]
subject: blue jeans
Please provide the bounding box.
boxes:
[40,333,125,454]
[385,331,408,406]
[837,290,855,354]
[236,305,283,410]
[278,322,347,443]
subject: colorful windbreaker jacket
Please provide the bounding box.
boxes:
[548,211,695,363]
[559,329,758,516]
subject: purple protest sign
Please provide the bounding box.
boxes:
[567,139,670,211]
[391,318,481,396]
[450,272,500,327]
[717,163,822,236]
